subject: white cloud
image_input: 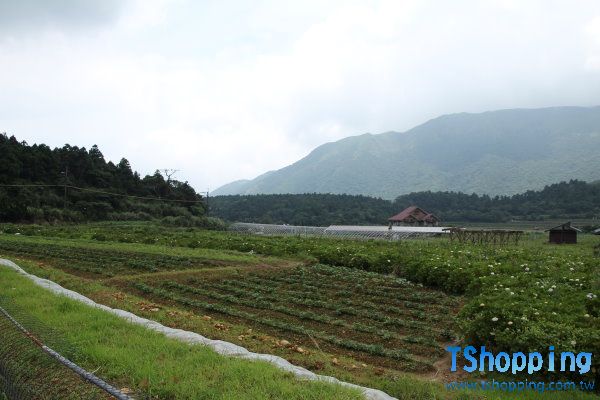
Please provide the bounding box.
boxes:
[1,0,600,191]
[585,16,600,70]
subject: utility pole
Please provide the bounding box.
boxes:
[62,166,69,211]
[199,189,210,216]
[206,188,209,217]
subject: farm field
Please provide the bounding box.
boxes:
[0,222,599,399]
[0,234,462,399]
[129,264,459,373]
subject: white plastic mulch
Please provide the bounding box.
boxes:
[0,258,396,400]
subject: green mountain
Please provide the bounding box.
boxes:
[213,106,600,199]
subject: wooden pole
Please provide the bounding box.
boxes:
[63,166,68,211]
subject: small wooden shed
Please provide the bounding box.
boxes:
[546,222,581,244]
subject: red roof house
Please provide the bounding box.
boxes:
[388,206,439,227]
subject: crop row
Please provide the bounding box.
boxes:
[203,279,450,333]
[133,282,435,371]
[165,280,444,351]
[213,278,433,322]
[243,274,441,311]
[0,238,218,276]
[264,273,454,306]
[303,267,460,307]
[216,277,450,324]
[244,264,458,305]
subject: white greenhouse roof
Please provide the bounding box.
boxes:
[325,225,449,234]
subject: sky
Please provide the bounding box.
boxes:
[2,0,600,192]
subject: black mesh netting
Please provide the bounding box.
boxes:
[0,296,125,400]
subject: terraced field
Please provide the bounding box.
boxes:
[0,234,460,377]
[130,264,460,372]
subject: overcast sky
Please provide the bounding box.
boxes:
[2,0,600,191]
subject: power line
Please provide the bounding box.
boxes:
[0,184,205,204]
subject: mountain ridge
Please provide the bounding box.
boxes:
[213,106,600,199]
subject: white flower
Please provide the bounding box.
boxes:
[480,303,485,307]
[510,292,515,295]
[492,317,499,322]
[548,288,553,292]
[586,293,595,299]
[584,314,590,318]
[571,340,577,346]
[508,321,513,325]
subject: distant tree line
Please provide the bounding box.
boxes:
[211,180,600,226]
[0,133,218,225]
[394,180,600,222]
[210,193,396,226]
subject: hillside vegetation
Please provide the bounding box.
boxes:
[213,106,600,198]
[211,180,600,226]
[0,133,220,226]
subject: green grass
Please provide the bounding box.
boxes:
[0,266,363,400]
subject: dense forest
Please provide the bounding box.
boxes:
[210,193,395,226]
[0,133,220,226]
[211,180,600,226]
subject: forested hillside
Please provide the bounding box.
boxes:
[210,194,395,226]
[213,106,600,198]
[211,180,600,226]
[0,134,214,225]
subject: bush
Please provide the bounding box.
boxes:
[160,216,227,230]
[107,212,152,221]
